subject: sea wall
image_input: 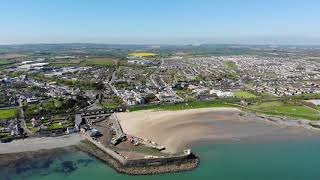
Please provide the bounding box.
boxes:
[84,135,127,164]
[79,137,199,175]
[125,153,194,167]
[84,134,194,167]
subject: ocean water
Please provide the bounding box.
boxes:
[1,137,320,180]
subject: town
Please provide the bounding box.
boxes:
[1,44,320,143]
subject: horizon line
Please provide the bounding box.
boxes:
[1,42,320,47]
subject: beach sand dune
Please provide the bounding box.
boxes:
[118,108,316,153]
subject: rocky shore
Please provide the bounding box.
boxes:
[0,134,83,154]
[0,146,78,171]
[253,113,320,131]
[76,140,199,175]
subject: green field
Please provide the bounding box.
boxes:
[48,59,85,67]
[128,52,157,57]
[82,58,116,66]
[48,63,80,67]
[294,93,320,98]
[129,101,235,112]
[0,109,17,120]
[249,101,320,120]
[48,122,63,130]
[223,60,237,69]
[47,121,74,130]
[234,91,257,99]
[259,92,277,98]
[0,59,12,66]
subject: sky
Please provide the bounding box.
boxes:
[1,0,320,45]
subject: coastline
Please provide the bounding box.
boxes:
[0,146,79,169]
[118,107,320,153]
[0,134,84,154]
[0,141,199,176]
[1,107,320,176]
[2,107,318,155]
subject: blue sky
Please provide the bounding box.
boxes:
[1,0,320,45]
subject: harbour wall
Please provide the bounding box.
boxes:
[83,135,194,167]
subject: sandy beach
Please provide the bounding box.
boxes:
[118,108,318,153]
[1,108,318,155]
[0,134,84,154]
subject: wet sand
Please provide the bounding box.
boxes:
[117,108,318,153]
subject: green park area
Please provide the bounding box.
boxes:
[0,109,17,120]
[0,59,12,66]
[82,58,116,66]
[248,101,320,120]
[129,101,235,112]
[48,59,85,67]
[223,60,237,69]
[234,91,257,99]
[294,93,320,99]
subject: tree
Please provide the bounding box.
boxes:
[95,82,105,90]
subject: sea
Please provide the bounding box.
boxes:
[1,137,320,180]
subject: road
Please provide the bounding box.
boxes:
[17,98,32,135]
[107,68,119,96]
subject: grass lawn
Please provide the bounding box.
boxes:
[249,101,320,120]
[223,60,237,69]
[234,91,257,99]
[294,93,320,98]
[0,109,17,120]
[176,89,193,95]
[47,120,74,130]
[0,59,12,66]
[0,132,10,138]
[48,123,63,130]
[48,59,84,67]
[82,58,116,66]
[0,132,11,140]
[48,63,78,67]
[129,101,235,112]
[259,92,277,98]
[128,52,157,57]
[31,128,39,133]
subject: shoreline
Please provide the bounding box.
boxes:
[0,134,84,154]
[118,107,320,153]
[0,146,78,169]
[1,107,320,176]
[1,107,319,155]
[0,141,200,176]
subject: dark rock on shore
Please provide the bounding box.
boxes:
[0,146,78,174]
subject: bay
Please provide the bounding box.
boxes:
[1,137,320,180]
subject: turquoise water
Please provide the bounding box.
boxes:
[2,138,320,180]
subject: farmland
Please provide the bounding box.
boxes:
[0,59,12,66]
[82,58,116,66]
[128,52,157,57]
[234,91,257,99]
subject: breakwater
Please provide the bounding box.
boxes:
[77,138,199,175]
